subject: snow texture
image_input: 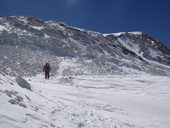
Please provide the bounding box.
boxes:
[0,16,170,127]
[0,74,170,128]
[0,16,170,76]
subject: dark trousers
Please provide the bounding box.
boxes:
[45,71,50,79]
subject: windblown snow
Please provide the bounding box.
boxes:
[0,73,170,128]
[1,16,170,128]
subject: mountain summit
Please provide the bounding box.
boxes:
[0,16,170,76]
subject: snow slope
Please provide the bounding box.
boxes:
[0,73,170,128]
[1,16,170,76]
[106,32,170,66]
[1,16,170,127]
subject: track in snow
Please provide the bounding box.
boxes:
[1,74,170,128]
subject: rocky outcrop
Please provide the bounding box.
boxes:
[0,16,170,76]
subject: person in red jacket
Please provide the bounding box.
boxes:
[43,63,51,79]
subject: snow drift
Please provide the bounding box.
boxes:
[0,74,170,128]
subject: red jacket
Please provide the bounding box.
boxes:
[43,64,51,72]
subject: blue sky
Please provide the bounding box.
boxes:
[0,0,170,48]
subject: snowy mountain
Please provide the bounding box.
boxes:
[105,32,170,64]
[0,16,170,76]
[1,16,170,128]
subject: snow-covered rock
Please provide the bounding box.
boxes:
[16,76,32,91]
[0,16,170,76]
[0,74,170,128]
[0,16,170,127]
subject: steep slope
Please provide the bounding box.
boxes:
[0,16,170,76]
[105,32,170,65]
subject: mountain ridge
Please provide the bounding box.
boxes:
[0,16,170,76]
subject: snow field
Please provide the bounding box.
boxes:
[0,74,170,128]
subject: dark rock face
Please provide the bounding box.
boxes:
[0,16,170,76]
[16,76,32,91]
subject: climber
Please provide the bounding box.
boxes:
[43,63,51,79]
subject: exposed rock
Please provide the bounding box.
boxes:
[15,76,32,91]
[0,16,170,76]
[8,96,27,108]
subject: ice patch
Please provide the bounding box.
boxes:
[44,34,50,39]
[128,32,142,35]
[31,26,44,30]
[18,17,28,24]
[0,25,8,31]
[103,32,143,37]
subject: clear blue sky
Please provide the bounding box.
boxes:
[0,0,170,48]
